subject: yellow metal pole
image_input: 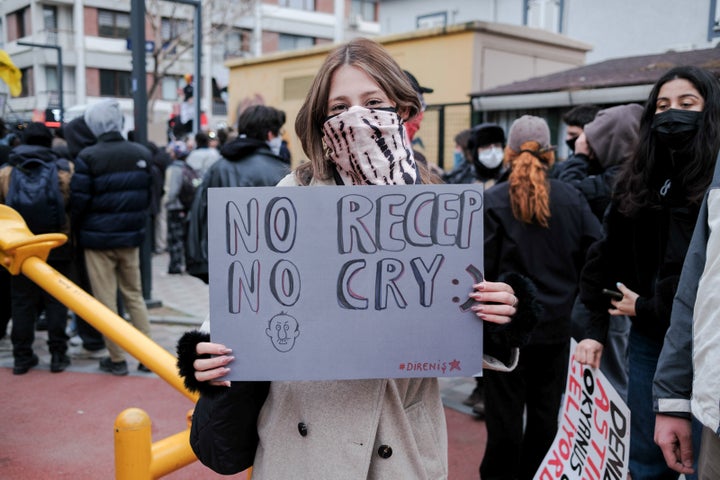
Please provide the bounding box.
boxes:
[115,408,152,480]
[150,429,198,478]
[0,205,198,402]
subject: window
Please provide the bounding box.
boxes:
[416,12,447,29]
[100,69,131,97]
[278,34,314,52]
[225,29,250,59]
[19,67,32,98]
[351,0,377,22]
[710,0,720,39]
[98,10,130,39]
[10,7,28,40]
[45,66,59,93]
[162,76,183,101]
[162,17,191,43]
[524,0,564,34]
[279,0,314,10]
[43,6,58,44]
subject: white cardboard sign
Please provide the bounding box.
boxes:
[208,184,485,381]
[534,340,631,480]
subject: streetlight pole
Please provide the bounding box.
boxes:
[17,41,63,124]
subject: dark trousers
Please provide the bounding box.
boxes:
[167,209,187,273]
[0,267,11,338]
[481,342,569,480]
[11,266,69,363]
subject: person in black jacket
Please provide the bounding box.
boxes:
[70,98,154,376]
[480,115,602,480]
[185,105,291,283]
[0,122,74,374]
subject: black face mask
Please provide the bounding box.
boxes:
[651,109,703,150]
[565,137,577,153]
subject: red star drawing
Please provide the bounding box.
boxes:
[449,359,461,371]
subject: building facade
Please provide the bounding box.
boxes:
[0,0,381,142]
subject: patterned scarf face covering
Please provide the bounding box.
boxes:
[322,106,420,185]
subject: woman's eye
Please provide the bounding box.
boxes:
[329,104,348,113]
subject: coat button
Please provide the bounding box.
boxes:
[297,422,308,437]
[377,445,393,459]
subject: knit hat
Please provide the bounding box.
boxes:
[507,115,551,152]
[169,140,189,159]
[22,122,53,148]
[84,98,124,138]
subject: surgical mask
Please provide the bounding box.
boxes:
[651,109,702,150]
[477,146,504,169]
[267,135,283,155]
[453,151,465,168]
[322,106,419,185]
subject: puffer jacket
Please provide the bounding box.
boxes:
[70,131,152,249]
[653,154,720,434]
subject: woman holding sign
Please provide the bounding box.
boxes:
[177,37,536,479]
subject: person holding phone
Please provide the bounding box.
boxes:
[574,65,720,480]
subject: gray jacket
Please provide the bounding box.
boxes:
[653,152,720,435]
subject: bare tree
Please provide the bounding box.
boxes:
[143,0,254,123]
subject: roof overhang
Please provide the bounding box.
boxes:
[471,84,654,111]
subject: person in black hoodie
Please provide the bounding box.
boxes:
[0,122,73,374]
[185,105,290,283]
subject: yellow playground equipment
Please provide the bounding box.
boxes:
[0,204,219,479]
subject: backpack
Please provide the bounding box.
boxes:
[179,162,201,211]
[6,157,68,234]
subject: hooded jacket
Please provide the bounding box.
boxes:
[70,99,152,249]
[553,104,643,220]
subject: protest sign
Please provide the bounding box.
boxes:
[534,340,630,480]
[207,184,485,381]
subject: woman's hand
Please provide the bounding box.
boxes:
[468,281,517,325]
[194,341,234,387]
[574,339,604,369]
[609,282,638,317]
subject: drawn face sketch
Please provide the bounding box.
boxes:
[265,312,300,352]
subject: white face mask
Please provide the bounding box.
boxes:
[267,135,283,155]
[477,146,504,169]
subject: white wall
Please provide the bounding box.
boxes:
[379,0,720,63]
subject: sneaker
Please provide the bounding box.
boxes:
[99,357,129,376]
[13,354,39,375]
[137,363,151,373]
[51,353,71,373]
[68,335,83,347]
[68,345,108,359]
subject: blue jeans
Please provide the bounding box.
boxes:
[628,329,701,480]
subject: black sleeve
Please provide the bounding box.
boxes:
[190,381,270,475]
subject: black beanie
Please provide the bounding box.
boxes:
[470,123,506,151]
[22,122,53,148]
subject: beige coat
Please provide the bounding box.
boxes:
[245,174,518,479]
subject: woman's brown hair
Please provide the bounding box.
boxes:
[294,37,422,185]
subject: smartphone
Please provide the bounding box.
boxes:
[602,288,623,300]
